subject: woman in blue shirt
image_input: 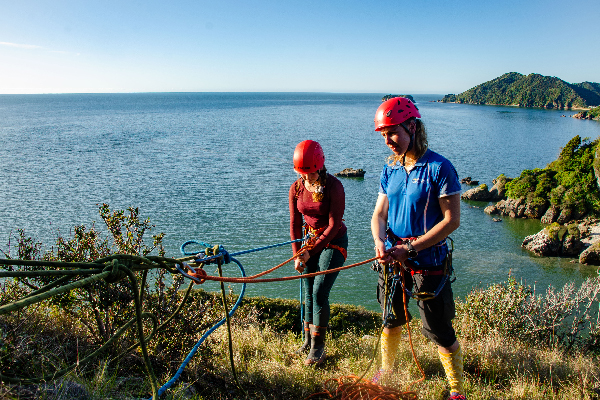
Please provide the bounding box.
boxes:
[370,97,465,400]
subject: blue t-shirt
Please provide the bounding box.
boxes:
[379,149,461,266]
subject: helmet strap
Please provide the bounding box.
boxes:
[400,122,415,156]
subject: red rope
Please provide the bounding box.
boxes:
[307,375,418,400]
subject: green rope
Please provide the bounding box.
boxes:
[117,280,195,358]
[217,257,245,395]
[21,275,73,300]
[0,254,194,400]
[0,271,112,315]
[0,269,102,278]
[0,259,104,269]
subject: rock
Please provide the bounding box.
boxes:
[461,184,490,201]
[524,200,548,219]
[523,229,561,256]
[491,197,527,218]
[463,175,510,202]
[461,177,479,185]
[334,168,365,178]
[580,241,600,265]
[488,175,511,200]
[556,207,573,224]
[563,234,585,256]
[541,205,560,224]
[484,205,500,215]
[523,221,588,259]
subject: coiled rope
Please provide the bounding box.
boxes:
[0,236,425,400]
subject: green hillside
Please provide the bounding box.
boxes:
[442,72,600,109]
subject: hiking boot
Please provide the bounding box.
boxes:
[295,321,311,354]
[448,394,467,400]
[304,325,326,366]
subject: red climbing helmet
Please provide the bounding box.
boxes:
[374,97,421,131]
[293,140,325,174]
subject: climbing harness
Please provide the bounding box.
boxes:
[374,237,455,304]
[361,237,458,398]
[304,224,348,260]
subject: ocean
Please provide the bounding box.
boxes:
[1,92,599,311]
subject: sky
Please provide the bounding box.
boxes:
[1,0,599,95]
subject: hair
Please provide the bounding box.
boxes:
[295,166,328,202]
[387,118,428,166]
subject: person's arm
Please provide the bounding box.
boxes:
[388,193,460,262]
[371,193,390,262]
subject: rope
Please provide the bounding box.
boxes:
[186,256,379,284]
[0,255,195,400]
[0,237,385,399]
[153,257,247,399]
[307,375,418,400]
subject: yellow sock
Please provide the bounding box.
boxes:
[380,329,402,371]
[438,345,465,395]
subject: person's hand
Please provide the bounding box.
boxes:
[374,239,390,264]
[385,245,408,262]
[297,250,310,264]
[295,258,305,273]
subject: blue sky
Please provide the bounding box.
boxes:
[1,0,598,94]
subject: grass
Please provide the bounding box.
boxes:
[1,278,600,400]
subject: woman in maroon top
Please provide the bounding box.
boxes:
[289,140,347,366]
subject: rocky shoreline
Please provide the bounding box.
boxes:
[462,177,600,265]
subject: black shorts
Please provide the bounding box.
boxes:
[377,268,457,348]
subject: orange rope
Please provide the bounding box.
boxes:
[307,262,428,400]
[187,248,378,284]
[306,375,418,400]
[398,263,426,388]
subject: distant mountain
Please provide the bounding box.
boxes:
[441,72,600,109]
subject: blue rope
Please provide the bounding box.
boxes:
[299,275,304,331]
[156,237,310,398]
[181,238,304,257]
[153,256,246,399]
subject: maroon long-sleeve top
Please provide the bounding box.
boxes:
[289,174,347,255]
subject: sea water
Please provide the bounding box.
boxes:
[1,92,599,311]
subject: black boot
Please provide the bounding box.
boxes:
[304,325,327,366]
[295,321,311,354]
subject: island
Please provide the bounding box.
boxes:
[441,72,600,110]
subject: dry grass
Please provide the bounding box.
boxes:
[1,283,600,399]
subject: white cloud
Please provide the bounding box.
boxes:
[0,41,42,50]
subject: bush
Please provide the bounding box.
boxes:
[456,275,600,352]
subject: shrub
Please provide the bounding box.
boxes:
[456,275,600,352]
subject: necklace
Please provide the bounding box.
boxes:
[304,180,324,194]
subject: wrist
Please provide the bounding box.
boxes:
[406,241,418,259]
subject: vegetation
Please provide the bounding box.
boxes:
[504,135,600,220]
[442,72,600,109]
[1,207,600,399]
[574,106,600,121]
[382,94,415,103]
